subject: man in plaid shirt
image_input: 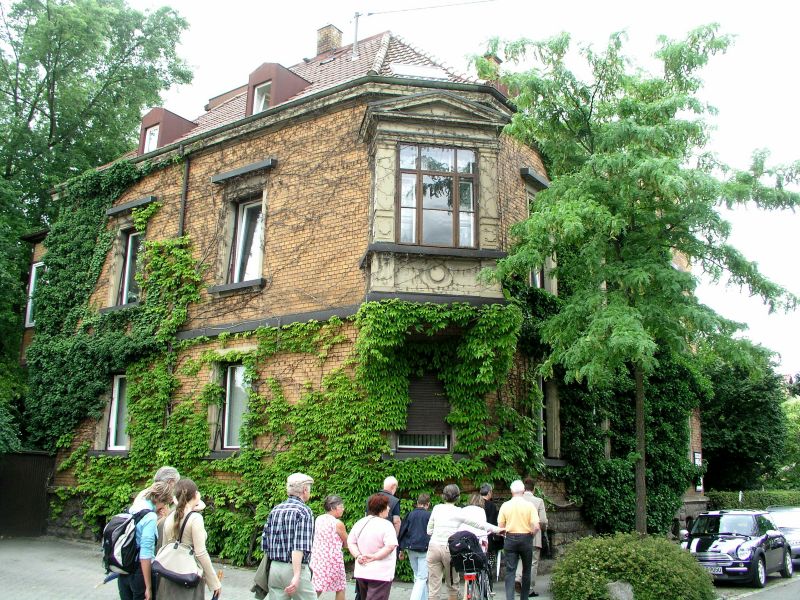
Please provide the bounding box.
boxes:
[263,473,316,600]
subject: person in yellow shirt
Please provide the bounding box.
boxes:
[497,480,540,600]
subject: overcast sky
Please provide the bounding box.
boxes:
[130,0,799,374]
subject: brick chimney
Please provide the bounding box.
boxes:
[317,24,342,55]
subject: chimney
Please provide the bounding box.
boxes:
[317,24,342,55]
[482,53,508,96]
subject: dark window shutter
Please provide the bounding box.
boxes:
[405,374,450,435]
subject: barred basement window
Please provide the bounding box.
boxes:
[398,374,451,452]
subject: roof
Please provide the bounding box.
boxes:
[173,31,480,145]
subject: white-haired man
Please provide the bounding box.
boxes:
[368,475,401,534]
[262,473,316,600]
[498,480,540,600]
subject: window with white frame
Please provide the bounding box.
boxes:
[107,375,129,450]
[143,125,160,153]
[117,230,143,305]
[25,261,45,327]
[397,374,451,451]
[223,365,248,449]
[228,199,264,283]
[254,82,271,113]
[398,144,477,248]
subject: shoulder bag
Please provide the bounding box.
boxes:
[152,512,204,588]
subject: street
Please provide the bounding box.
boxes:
[0,536,796,599]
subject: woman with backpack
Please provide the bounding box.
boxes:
[156,479,222,600]
[116,481,174,600]
[426,484,503,600]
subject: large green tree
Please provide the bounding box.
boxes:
[481,25,799,532]
[0,0,191,449]
[699,343,787,490]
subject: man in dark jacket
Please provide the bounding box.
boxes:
[398,494,432,600]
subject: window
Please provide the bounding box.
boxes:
[228,199,264,283]
[25,261,45,327]
[117,230,143,305]
[254,82,271,113]
[107,375,129,450]
[143,125,160,153]
[398,144,477,248]
[223,365,248,449]
[398,374,451,451]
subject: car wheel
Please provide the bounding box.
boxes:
[752,556,767,588]
[780,549,794,578]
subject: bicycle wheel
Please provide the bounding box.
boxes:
[478,570,491,600]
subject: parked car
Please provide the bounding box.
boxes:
[680,509,794,587]
[767,506,800,563]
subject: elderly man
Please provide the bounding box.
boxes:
[263,473,316,600]
[371,475,401,534]
[516,477,548,597]
[498,480,540,600]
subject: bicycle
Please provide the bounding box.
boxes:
[461,553,491,600]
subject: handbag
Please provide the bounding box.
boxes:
[152,512,204,588]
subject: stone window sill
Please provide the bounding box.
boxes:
[208,278,266,297]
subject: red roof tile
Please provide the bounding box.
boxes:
[168,32,480,147]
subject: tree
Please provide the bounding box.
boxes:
[699,344,787,490]
[0,0,191,444]
[480,25,799,532]
[776,397,800,489]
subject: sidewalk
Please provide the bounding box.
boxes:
[0,536,552,600]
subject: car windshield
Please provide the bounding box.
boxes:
[769,510,800,529]
[692,514,757,536]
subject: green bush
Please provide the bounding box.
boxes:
[707,490,800,510]
[550,533,715,600]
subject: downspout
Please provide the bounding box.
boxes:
[178,147,190,237]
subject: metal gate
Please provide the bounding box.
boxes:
[0,451,54,536]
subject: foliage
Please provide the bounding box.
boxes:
[478,24,799,530]
[775,398,800,489]
[558,352,708,533]
[0,0,192,443]
[789,375,800,398]
[55,297,533,566]
[706,489,800,510]
[550,533,716,600]
[698,345,788,490]
[24,159,196,450]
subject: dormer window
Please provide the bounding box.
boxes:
[254,82,271,113]
[143,125,160,153]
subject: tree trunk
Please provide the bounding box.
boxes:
[634,364,647,533]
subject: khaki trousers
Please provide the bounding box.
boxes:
[268,561,316,600]
[427,542,459,600]
[515,546,541,585]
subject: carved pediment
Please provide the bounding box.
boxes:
[359,91,511,141]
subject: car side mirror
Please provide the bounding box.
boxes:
[766,529,781,538]
[679,529,689,542]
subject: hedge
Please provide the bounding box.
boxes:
[706,490,800,510]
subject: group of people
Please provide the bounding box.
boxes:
[261,473,548,600]
[118,466,223,600]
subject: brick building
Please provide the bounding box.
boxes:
[20,25,705,546]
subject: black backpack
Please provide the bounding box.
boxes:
[447,530,487,573]
[102,508,153,574]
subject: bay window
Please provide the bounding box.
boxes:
[398,144,477,248]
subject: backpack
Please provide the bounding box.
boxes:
[102,508,153,574]
[447,530,487,573]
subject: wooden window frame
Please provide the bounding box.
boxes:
[227,198,264,284]
[395,143,478,249]
[117,229,143,306]
[107,375,129,450]
[254,82,272,113]
[25,261,45,327]
[223,364,248,449]
[143,125,160,153]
